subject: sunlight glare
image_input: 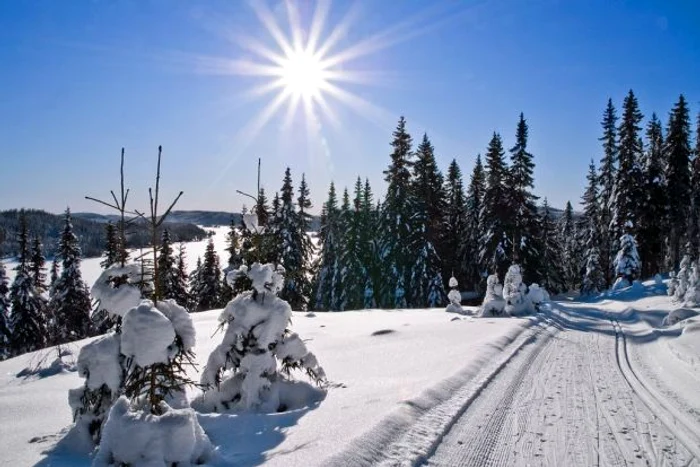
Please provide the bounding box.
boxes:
[279,48,328,99]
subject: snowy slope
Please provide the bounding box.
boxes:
[0,307,535,466]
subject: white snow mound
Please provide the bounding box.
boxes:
[121,301,176,367]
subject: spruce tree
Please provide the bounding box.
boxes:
[192,239,223,311]
[49,257,59,291]
[50,208,93,343]
[313,182,341,310]
[559,201,579,291]
[155,229,179,301]
[276,168,309,310]
[610,90,644,243]
[256,188,271,229]
[441,159,468,288]
[361,179,379,308]
[220,218,240,304]
[188,256,203,310]
[101,222,120,269]
[480,133,511,280]
[335,178,368,310]
[173,243,190,307]
[581,160,605,294]
[465,155,486,290]
[598,98,618,286]
[409,133,446,307]
[333,188,353,310]
[664,95,692,269]
[10,211,48,354]
[538,199,565,294]
[295,173,316,307]
[0,258,11,360]
[378,116,414,308]
[638,113,667,276]
[507,113,541,284]
[29,237,47,294]
[689,112,700,261]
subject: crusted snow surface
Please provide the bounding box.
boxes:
[121,301,176,367]
[91,264,142,317]
[94,396,213,466]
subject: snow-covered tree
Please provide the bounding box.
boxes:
[480,133,511,280]
[503,265,532,315]
[156,229,182,303]
[173,243,190,308]
[538,199,566,294]
[0,258,11,360]
[668,255,691,302]
[198,263,326,413]
[50,208,93,343]
[683,261,700,306]
[313,182,341,311]
[479,274,505,317]
[613,231,641,289]
[559,201,580,291]
[9,211,48,355]
[29,236,47,293]
[441,159,468,288]
[335,179,367,310]
[445,277,463,314]
[688,112,700,261]
[361,179,380,308]
[49,257,59,291]
[664,95,692,270]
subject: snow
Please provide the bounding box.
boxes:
[90,264,143,317]
[73,333,121,391]
[120,301,176,367]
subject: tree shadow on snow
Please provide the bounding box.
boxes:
[198,393,325,466]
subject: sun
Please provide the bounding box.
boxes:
[278,48,328,99]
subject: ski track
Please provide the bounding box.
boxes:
[406,306,700,467]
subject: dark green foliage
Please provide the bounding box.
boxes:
[101,222,120,269]
[581,160,605,295]
[29,236,47,293]
[664,95,692,269]
[156,230,185,305]
[0,259,11,359]
[465,155,485,291]
[191,239,223,311]
[441,159,468,289]
[559,201,581,291]
[480,133,511,280]
[688,112,700,261]
[538,199,565,294]
[50,208,93,344]
[312,183,341,310]
[598,98,618,286]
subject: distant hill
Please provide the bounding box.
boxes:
[0,209,207,259]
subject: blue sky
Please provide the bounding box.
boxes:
[1,0,699,215]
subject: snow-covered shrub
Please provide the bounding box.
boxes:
[93,396,212,467]
[668,255,692,302]
[683,261,700,307]
[662,308,699,327]
[503,265,533,316]
[445,276,463,314]
[613,233,641,289]
[479,274,505,317]
[196,263,326,413]
[526,283,548,311]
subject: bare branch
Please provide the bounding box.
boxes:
[84,196,119,211]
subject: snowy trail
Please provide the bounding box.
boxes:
[420,306,700,467]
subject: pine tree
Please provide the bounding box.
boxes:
[276,168,310,310]
[507,113,541,284]
[664,95,693,270]
[598,98,618,286]
[581,160,605,294]
[172,243,190,308]
[188,256,203,310]
[378,116,414,308]
[688,112,700,261]
[334,178,367,310]
[192,239,223,311]
[49,257,59,291]
[409,133,446,307]
[50,208,93,343]
[638,113,667,276]
[295,173,316,307]
[333,188,353,310]
[480,133,511,280]
[0,258,11,360]
[9,211,48,354]
[313,182,341,310]
[361,178,379,308]
[441,159,468,288]
[559,201,579,291]
[156,229,180,301]
[29,237,47,294]
[610,90,644,244]
[256,188,270,229]
[614,231,642,287]
[465,155,486,290]
[101,222,121,269]
[538,199,565,294]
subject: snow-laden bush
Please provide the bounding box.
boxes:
[445,276,463,314]
[683,261,700,307]
[196,263,326,413]
[93,396,212,467]
[526,283,549,311]
[479,274,505,317]
[91,264,142,319]
[668,255,692,302]
[503,265,533,316]
[613,233,641,288]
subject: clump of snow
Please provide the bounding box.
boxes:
[156,299,196,352]
[663,308,699,327]
[683,261,700,306]
[94,396,213,466]
[526,283,548,310]
[121,301,176,367]
[91,264,142,318]
[74,334,122,392]
[445,276,463,314]
[503,265,532,316]
[479,274,505,317]
[197,263,326,413]
[613,233,641,286]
